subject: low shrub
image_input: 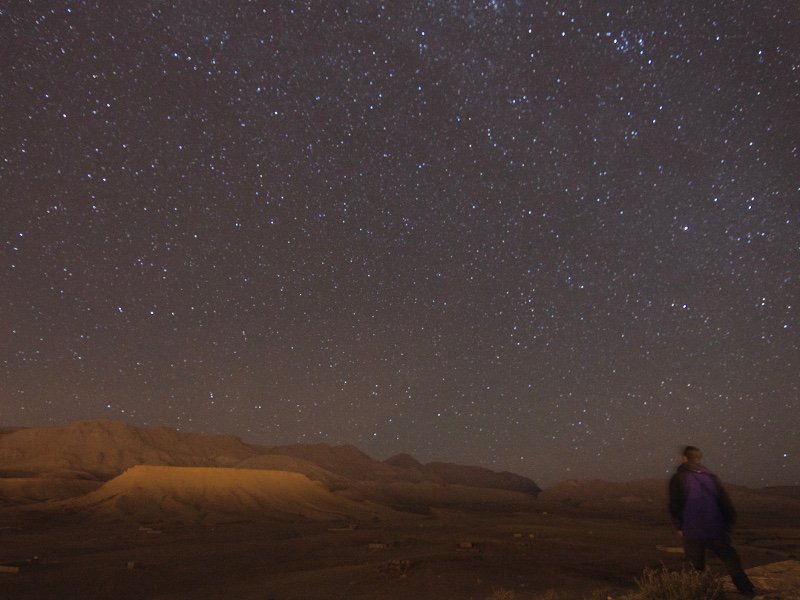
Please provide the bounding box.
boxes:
[623,565,723,600]
[486,587,516,600]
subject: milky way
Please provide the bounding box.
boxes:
[2,2,797,487]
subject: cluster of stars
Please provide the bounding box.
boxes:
[1,1,797,487]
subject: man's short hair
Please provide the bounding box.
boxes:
[683,446,703,462]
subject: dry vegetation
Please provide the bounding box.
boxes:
[0,421,798,599]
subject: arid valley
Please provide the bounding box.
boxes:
[1,421,798,599]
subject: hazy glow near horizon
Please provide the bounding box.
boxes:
[1,2,796,488]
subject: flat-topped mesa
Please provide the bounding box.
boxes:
[61,465,394,524]
[0,419,543,506]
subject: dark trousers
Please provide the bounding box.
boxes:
[683,536,754,593]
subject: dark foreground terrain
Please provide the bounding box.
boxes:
[1,423,797,599]
[1,496,798,600]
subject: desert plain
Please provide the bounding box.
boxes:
[0,421,798,600]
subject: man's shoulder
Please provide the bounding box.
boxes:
[671,466,690,481]
[669,469,688,492]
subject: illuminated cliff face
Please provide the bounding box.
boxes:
[0,420,543,516]
[66,465,390,524]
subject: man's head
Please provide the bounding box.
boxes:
[682,446,703,464]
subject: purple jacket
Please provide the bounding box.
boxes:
[669,462,736,540]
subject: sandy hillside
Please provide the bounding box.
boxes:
[0,477,101,505]
[50,465,397,524]
[0,420,260,479]
[0,421,543,503]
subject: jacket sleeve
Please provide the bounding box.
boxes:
[668,473,685,530]
[715,475,737,529]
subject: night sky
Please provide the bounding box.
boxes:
[2,1,797,488]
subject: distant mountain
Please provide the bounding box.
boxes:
[265,443,418,483]
[0,420,542,507]
[0,419,259,480]
[424,462,541,495]
[384,453,424,470]
[385,454,541,496]
[4,420,795,540]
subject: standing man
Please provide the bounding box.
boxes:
[669,446,756,597]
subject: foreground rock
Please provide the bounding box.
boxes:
[722,560,800,600]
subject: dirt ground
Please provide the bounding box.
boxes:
[1,503,796,600]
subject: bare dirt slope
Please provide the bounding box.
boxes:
[47,465,398,524]
[0,477,101,505]
[0,420,260,480]
[0,420,542,501]
[0,421,796,599]
[1,500,797,600]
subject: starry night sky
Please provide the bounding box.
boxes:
[2,1,797,487]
